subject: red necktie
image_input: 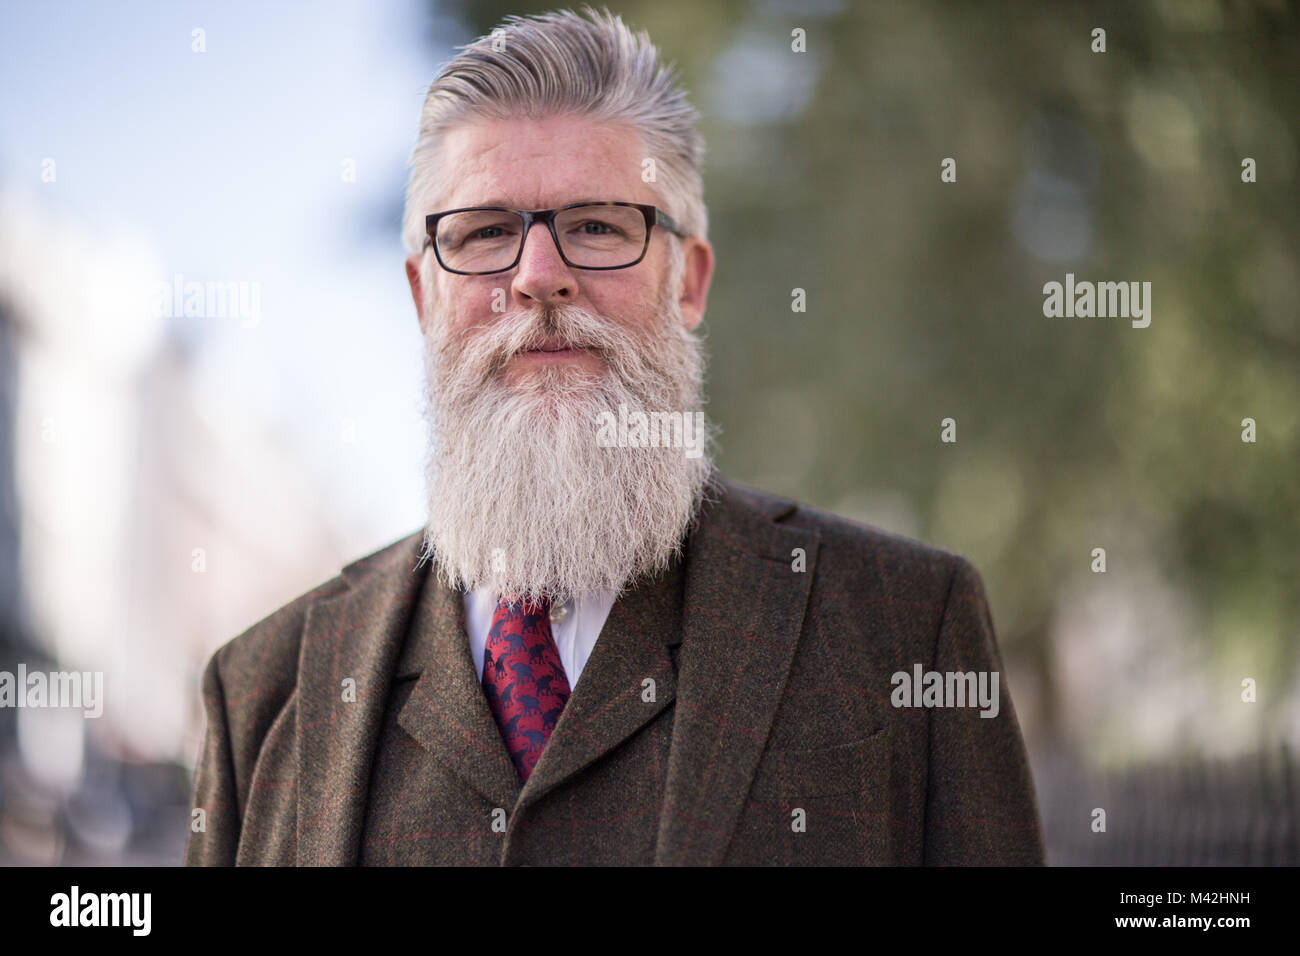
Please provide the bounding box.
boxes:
[482,597,572,781]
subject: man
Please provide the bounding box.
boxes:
[185,6,1044,866]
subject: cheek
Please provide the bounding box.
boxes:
[421,270,441,319]
[443,280,507,326]
[430,284,473,335]
[594,275,660,325]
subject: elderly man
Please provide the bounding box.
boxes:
[185,6,1044,866]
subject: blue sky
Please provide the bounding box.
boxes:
[1,0,463,545]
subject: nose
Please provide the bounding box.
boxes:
[510,220,576,306]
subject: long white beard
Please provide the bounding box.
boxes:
[418,272,715,606]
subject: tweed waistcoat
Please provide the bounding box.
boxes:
[359,550,687,865]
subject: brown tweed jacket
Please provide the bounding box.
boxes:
[184,473,1045,865]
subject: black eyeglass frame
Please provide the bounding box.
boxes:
[423,201,687,275]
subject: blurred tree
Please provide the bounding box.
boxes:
[416,0,1299,757]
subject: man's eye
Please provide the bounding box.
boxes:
[470,226,504,241]
[575,220,622,236]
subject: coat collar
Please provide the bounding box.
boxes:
[295,473,820,865]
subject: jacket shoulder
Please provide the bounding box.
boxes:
[201,530,425,715]
[716,476,970,592]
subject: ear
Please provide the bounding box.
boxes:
[405,253,430,335]
[676,236,714,332]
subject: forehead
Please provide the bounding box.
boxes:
[436,113,654,210]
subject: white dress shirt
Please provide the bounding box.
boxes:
[464,586,618,691]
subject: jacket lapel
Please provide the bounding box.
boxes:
[654,477,821,865]
[295,531,429,865]
[394,568,522,812]
[514,556,682,811]
[294,475,819,865]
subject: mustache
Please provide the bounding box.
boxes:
[498,307,609,359]
[433,303,663,389]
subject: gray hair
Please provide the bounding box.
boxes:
[401,5,707,266]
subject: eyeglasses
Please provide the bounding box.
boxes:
[423,201,686,275]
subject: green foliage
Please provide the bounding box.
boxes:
[426,0,1298,747]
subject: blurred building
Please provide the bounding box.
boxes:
[0,185,352,864]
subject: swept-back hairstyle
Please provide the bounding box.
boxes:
[402,5,707,268]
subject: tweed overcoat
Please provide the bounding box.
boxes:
[184,474,1045,865]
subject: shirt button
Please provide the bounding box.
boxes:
[550,603,571,625]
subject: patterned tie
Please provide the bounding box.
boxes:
[481,597,572,781]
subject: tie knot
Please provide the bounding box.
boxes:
[499,594,549,617]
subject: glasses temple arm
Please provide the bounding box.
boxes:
[655,209,687,238]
